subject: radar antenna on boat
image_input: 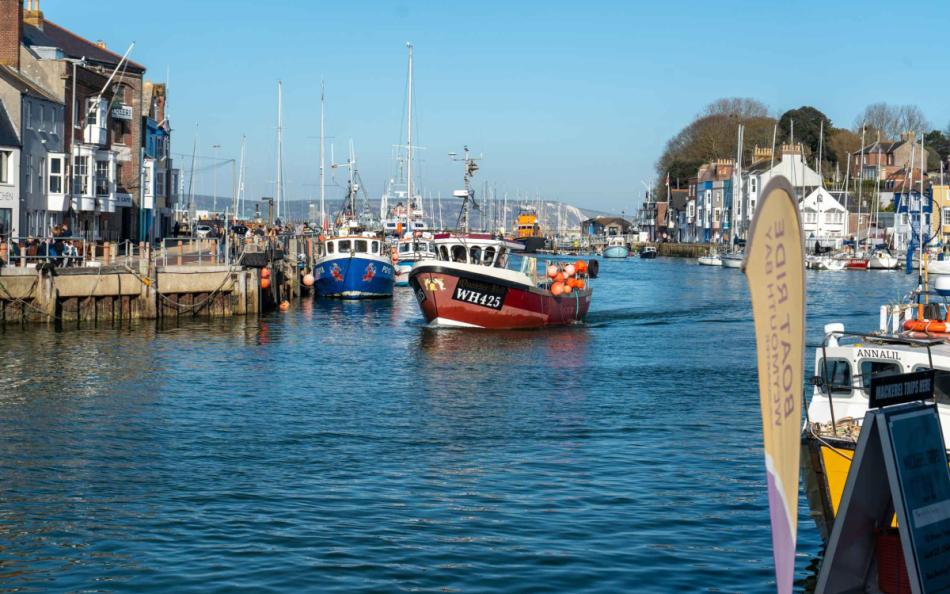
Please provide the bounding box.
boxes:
[449,146,481,232]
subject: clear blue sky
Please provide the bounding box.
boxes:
[40,0,950,213]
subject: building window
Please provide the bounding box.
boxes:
[0,150,10,184]
[0,207,10,237]
[38,157,44,195]
[155,170,166,197]
[27,156,32,192]
[48,155,64,194]
[943,208,950,226]
[25,101,31,130]
[86,98,98,126]
[95,160,110,196]
[750,178,757,193]
[73,155,89,195]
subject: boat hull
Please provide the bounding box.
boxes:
[868,254,898,269]
[639,249,657,259]
[928,259,950,275]
[395,261,414,287]
[514,236,546,253]
[721,256,743,268]
[603,246,629,258]
[314,254,395,298]
[846,258,869,270]
[697,256,722,266]
[409,264,592,329]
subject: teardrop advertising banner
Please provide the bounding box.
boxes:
[742,176,805,594]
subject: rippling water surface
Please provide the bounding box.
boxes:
[0,258,911,592]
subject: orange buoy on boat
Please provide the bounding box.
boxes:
[547,265,559,278]
[574,279,585,290]
[261,267,272,279]
[261,277,271,290]
[302,273,315,286]
[903,319,949,333]
[575,260,587,273]
[564,264,576,276]
[555,272,566,283]
[551,282,565,296]
[563,283,574,294]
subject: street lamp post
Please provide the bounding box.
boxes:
[212,144,221,218]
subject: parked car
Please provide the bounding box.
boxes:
[195,224,213,238]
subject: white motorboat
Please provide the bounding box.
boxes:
[721,252,743,269]
[868,250,898,270]
[698,252,722,266]
[928,258,950,275]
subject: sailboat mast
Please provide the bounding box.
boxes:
[320,81,326,231]
[275,80,284,222]
[857,125,866,249]
[406,43,414,212]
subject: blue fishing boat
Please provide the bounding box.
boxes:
[314,235,395,298]
[602,236,630,258]
[393,235,437,286]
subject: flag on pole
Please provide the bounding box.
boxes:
[742,176,804,594]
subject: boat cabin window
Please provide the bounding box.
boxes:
[439,245,449,260]
[859,360,902,394]
[912,366,950,405]
[470,246,482,264]
[399,243,411,254]
[818,359,852,395]
[497,248,509,268]
[327,241,334,254]
[483,246,496,265]
[338,240,351,252]
[355,240,368,253]
[372,241,379,254]
[451,245,467,263]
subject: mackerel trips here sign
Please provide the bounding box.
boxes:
[869,368,935,408]
[743,176,805,594]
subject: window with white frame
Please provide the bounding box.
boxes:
[38,157,44,194]
[750,178,757,193]
[0,150,10,184]
[73,155,90,195]
[156,169,166,197]
[804,211,817,224]
[95,160,110,196]
[48,155,64,194]
[943,208,950,226]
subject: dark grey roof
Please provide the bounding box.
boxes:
[24,21,146,74]
[669,189,689,210]
[855,140,905,156]
[0,100,18,146]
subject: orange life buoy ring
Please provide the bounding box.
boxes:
[903,319,949,333]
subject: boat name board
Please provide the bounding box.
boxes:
[452,277,506,310]
[855,348,901,361]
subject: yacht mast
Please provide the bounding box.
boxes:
[406,43,414,212]
[275,80,284,221]
[320,81,326,231]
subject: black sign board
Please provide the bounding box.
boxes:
[869,369,935,409]
[452,277,507,310]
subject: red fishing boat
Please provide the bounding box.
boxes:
[408,233,593,329]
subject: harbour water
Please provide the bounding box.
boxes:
[0,257,911,592]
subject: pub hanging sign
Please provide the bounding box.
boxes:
[111,105,133,121]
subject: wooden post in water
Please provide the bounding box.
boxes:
[177,240,183,265]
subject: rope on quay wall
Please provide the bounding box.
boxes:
[0,263,105,323]
[121,261,242,314]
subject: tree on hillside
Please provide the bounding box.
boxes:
[701,97,769,119]
[655,100,776,192]
[926,129,950,170]
[826,128,862,174]
[778,106,832,160]
[853,102,930,139]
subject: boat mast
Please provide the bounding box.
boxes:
[856,125,866,251]
[275,80,284,222]
[320,80,326,231]
[406,43,414,214]
[233,134,246,219]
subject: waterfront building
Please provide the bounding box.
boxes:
[0,100,19,237]
[582,216,631,239]
[892,189,933,253]
[735,145,821,241]
[0,64,64,238]
[142,81,177,239]
[2,0,152,241]
[695,159,733,243]
[669,188,688,243]
[800,187,848,248]
[932,185,950,244]
[851,132,927,181]
[685,177,698,242]
[635,192,657,241]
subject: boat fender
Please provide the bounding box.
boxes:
[587,259,599,278]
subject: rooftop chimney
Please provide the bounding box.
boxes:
[23,0,42,30]
[96,40,106,49]
[0,0,23,68]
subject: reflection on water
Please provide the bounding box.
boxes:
[0,258,912,592]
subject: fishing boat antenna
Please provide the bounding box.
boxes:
[450,146,481,232]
